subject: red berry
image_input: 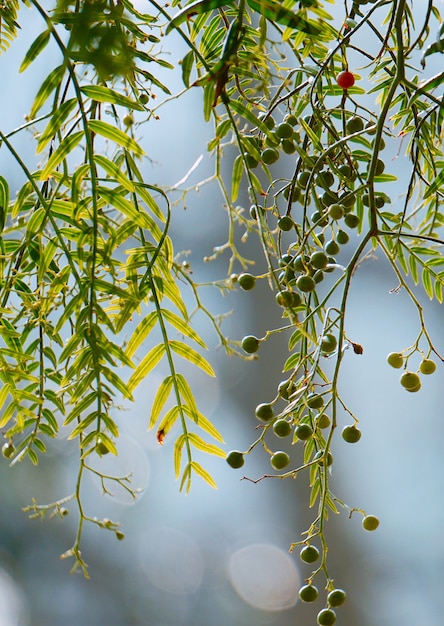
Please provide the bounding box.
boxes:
[336,71,355,89]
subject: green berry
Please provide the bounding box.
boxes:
[362,515,380,531]
[325,240,340,255]
[260,114,275,129]
[316,170,335,188]
[317,608,337,625]
[419,359,436,375]
[400,371,421,391]
[375,158,385,175]
[387,352,404,368]
[278,215,294,231]
[316,413,331,429]
[327,589,347,607]
[297,171,310,188]
[300,545,320,564]
[276,122,294,139]
[278,379,294,400]
[342,425,362,443]
[346,116,364,133]
[321,334,337,353]
[96,438,110,455]
[2,441,15,459]
[310,251,328,270]
[296,274,316,293]
[295,423,313,441]
[328,203,345,220]
[314,450,333,466]
[226,450,245,469]
[344,213,360,228]
[273,419,292,438]
[238,273,256,290]
[242,335,260,354]
[270,450,290,470]
[139,93,149,104]
[281,139,296,154]
[307,393,324,409]
[276,289,294,307]
[299,584,319,602]
[336,230,349,245]
[245,153,259,168]
[262,148,279,164]
[284,113,298,126]
[255,403,274,422]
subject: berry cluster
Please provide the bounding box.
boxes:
[387,352,437,392]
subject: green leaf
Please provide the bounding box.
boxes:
[127,344,166,391]
[88,120,145,157]
[19,29,50,73]
[30,65,66,118]
[190,460,217,489]
[165,0,235,35]
[424,168,444,199]
[231,155,243,202]
[64,392,98,425]
[39,131,83,180]
[246,0,321,34]
[36,98,78,154]
[161,309,207,348]
[80,85,144,111]
[98,186,161,232]
[0,175,9,232]
[422,267,433,299]
[181,50,195,88]
[176,373,198,415]
[174,433,187,478]
[179,462,192,493]
[169,340,216,377]
[188,433,225,457]
[149,375,174,429]
[126,311,158,358]
[183,405,224,442]
[157,405,180,437]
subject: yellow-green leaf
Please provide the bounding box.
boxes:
[19,29,50,73]
[149,375,174,429]
[88,120,145,157]
[183,405,224,442]
[39,131,84,180]
[125,311,158,358]
[188,433,225,457]
[94,155,135,191]
[30,65,66,118]
[127,344,165,391]
[156,405,180,438]
[176,373,198,415]
[169,340,215,377]
[190,460,217,489]
[162,309,207,348]
[80,85,144,111]
[36,98,78,154]
[174,433,187,478]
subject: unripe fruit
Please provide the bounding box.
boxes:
[260,114,275,129]
[374,158,385,175]
[281,139,296,154]
[276,122,294,139]
[297,171,310,188]
[277,215,294,231]
[325,239,340,255]
[328,203,345,220]
[245,153,259,168]
[273,419,292,438]
[317,608,337,625]
[238,273,256,290]
[400,371,421,391]
[261,148,279,164]
[321,334,337,353]
[139,93,149,105]
[336,70,355,89]
[299,584,319,602]
[342,425,362,443]
[255,403,274,422]
[362,515,380,531]
[314,450,333,466]
[284,113,298,126]
[307,393,324,409]
[123,114,134,127]
[96,438,110,455]
[2,441,15,459]
[346,116,364,134]
[387,352,404,368]
[270,450,290,470]
[226,450,245,469]
[300,545,320,563]
[295,423,313,441]
[344,213,360,228]
[296,274,316,293]
[310,251,328,270]
[276,289,294,307]
[278,379,295,400]
[327,589,347,607]
[316,170,335,188]
[242,335,260,354]
[336,230,349,245]
[419,359,436,375]
[316,413,331,429]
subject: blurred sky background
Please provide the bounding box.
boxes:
[0,2,443,625]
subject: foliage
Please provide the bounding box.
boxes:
[0,0,443,612]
